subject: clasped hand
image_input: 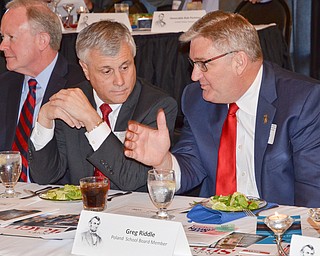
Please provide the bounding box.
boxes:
[37,88,101,132]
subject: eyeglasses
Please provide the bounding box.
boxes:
[188,51,238,72]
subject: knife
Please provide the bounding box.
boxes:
[107,191,132,201]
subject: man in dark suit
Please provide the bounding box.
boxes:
[0,0,85,181]
[124,11,320,207]
[29,20,177,191]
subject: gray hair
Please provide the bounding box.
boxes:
[6,0,62,51]
[76,20,136,63]
[180,11,262,62]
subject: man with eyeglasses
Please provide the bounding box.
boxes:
[124,11,320,207]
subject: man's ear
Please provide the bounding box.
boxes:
[37,32,51,51]
[232,51,248,76]
[79,60,90,81]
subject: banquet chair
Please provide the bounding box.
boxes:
[234,0,292,47]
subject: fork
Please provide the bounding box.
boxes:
[243,209,256,217]
[21,186,54,199]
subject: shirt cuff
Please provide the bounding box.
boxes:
[30,122,55,151]
[85,121,111,151]
[172,154,181,191]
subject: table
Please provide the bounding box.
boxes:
[0,183,318,256]
[0,25,292,122]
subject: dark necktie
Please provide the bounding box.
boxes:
[12,79,37,182]
[215,103,239,195]
[93,103,112,178]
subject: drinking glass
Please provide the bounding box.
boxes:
[48,0,61,15]
[114,3,129,15]
[0,151,22,198]
[147,169,176,220]
[80,176,109,211]
[62,3,75,28]
[264,213,294,256]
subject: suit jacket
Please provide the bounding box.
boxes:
[29,78,178,191]
[174,61,320,207]
[0,54,86,151]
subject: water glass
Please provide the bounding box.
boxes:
[0,151,22,198]
[147,169,176,220]
[114,3,129,15]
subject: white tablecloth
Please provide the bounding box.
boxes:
[0,183,318,256]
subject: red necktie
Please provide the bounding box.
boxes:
[12,79,37,182]
[215,103,239,195]
[99,103,112,128]
[94,103,112,178]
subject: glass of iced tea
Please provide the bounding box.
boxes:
[80,176,109,211]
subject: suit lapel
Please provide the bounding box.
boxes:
[254,62,277,195]
[42,54,69,105]
[114,81,141,131]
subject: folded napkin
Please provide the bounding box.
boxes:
[187,202,279,224]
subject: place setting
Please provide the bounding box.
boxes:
[186,192,279,225]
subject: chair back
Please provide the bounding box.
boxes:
[234,0,292,47]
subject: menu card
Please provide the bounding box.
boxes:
[0,212,76,239]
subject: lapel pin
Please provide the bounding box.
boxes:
[263,114,268,124]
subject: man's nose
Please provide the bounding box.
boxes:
[113,70,125,86]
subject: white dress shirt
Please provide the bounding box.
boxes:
[19,53,58,127]
[174,65,263,197]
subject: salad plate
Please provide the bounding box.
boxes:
[202,192,267,212]
[38,185,82,202]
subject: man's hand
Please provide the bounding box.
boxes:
[38,88,102,131]
[124,109,172,169]
[37,100,82,129]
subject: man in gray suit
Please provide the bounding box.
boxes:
[29,20,177,191]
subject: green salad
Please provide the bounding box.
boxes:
[40,185,82,201]
[209,192,260,211]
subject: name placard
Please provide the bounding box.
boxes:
[151,10,206,33]
[72,210,191,256]
[289,234,320,256]
[77,13,132,32]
